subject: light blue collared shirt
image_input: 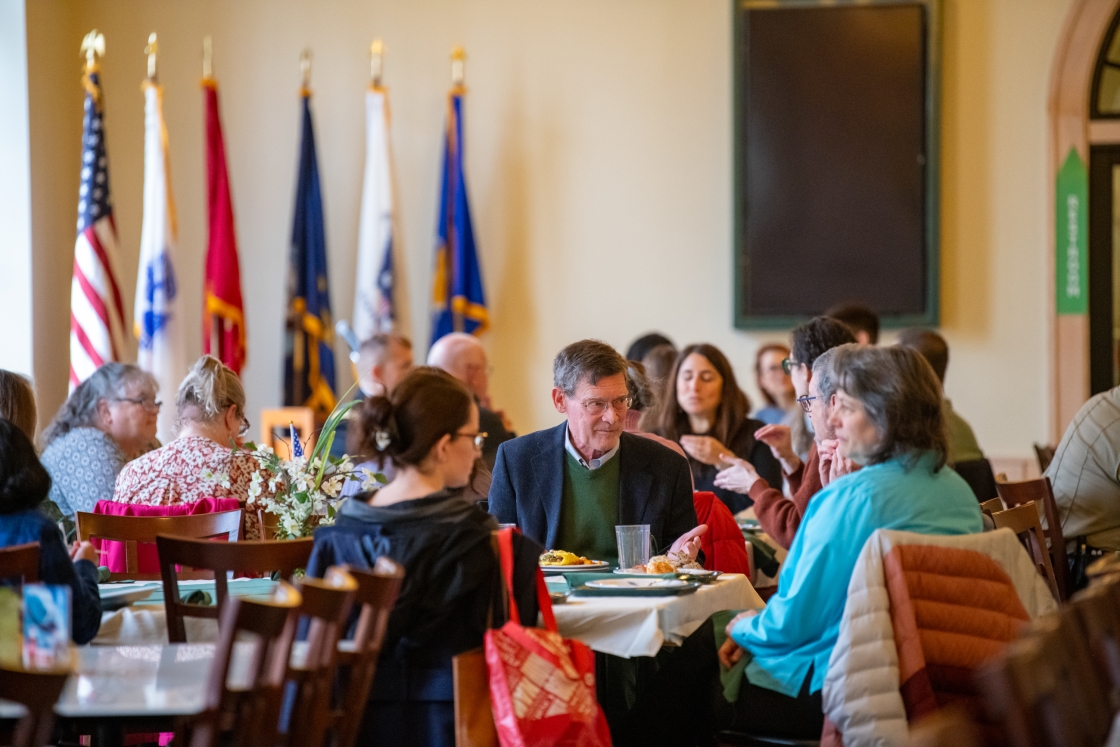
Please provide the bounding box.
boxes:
[564,424,619,470]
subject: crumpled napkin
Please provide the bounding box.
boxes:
[712,609,753,703]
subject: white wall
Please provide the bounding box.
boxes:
[22,0,1072,461]
[0,0,34,377]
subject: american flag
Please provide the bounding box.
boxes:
[70,69,127,389]
[289,422,304,459]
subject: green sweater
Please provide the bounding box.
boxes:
[554,451,621,565]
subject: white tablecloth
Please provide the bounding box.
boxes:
[550,574,763,658]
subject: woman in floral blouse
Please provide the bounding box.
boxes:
[113,355,265,539]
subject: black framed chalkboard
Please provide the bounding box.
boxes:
[733,0,940,329]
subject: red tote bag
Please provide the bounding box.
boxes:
[484,528,612,747]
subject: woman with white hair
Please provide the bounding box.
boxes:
[113,355,264,537]
[40,363,159,518]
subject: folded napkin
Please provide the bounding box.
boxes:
[712,609,753,703]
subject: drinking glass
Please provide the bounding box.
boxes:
[615,525,651,570]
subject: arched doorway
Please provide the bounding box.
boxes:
[1049,0,1120,441]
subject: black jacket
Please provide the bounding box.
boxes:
[690,418,782,514]
[488,423,697,554]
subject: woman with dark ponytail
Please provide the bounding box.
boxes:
[306,367,541,747]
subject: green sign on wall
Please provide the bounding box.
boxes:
[1056,148,1088,315]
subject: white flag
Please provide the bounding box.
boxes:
[135,82,184,443]
[352,87,396,341]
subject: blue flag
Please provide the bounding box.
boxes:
[430,88,488,346]
[284,93,336,416]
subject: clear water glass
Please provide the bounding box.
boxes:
[615,525,651,570]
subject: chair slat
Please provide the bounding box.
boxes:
[0,542,39,584]
[995,476,1071,600]
[992,502,1061,602]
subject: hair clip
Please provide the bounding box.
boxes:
[374,429,391,451]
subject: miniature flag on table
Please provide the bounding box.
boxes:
[289,422,304,459]
[352,84,396,340]
[202,76,247,375]
[429,83,487,346]
[135,80,185,443]
[284,89,336,417]
[70,62,128,390]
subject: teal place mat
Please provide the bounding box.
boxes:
[141,578,278,606]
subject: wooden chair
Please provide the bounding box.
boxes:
[259,407,319,460]
[994,476,1071,600]
[332,559,405,747]
[1069,577,1120,709]
[0,542,39,583]
[0,666,70,747]
[907,707,980,747]
[76,510,242,581]
[991,503,1061,602]
[282,567,358,747]
[155,535,314,643]
[180,581,303,747]
[978,498,1003,519]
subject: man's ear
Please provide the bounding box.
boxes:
[551,387,567,415]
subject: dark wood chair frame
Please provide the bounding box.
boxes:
[155,535,314,643]
[991,502,1061,602]
[0,666,70,747]
[0,542,39,583]
[76,510,242,581]
[995,475,1072,600]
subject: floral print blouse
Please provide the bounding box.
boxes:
[113,436,266,540]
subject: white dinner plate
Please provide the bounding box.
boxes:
[585,578,690,590]
[97,585,157,610]
[539,561,611,575]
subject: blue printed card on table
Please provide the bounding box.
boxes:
[22,583,70,669]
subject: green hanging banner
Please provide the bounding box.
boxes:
[1056,148,1088,315]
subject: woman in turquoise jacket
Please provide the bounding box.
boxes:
[714,344,984,737]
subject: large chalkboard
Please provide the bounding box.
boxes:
[733,0,940,329]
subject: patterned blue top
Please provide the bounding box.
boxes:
[730,452,983,697]
[40,427,125,517]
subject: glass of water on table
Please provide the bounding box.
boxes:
[615,525,651,571]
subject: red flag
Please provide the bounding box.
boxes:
[202,78,247,374]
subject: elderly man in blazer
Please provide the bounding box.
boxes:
[489,339,704,564]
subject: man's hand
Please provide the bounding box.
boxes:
[718,637,746,670]
[754,424,801,475]
[669,524,709,560]
[713,455,760,494]
[680,435,732,467]
[70,541,98,564]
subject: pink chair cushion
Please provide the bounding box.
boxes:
[92,498,241,573]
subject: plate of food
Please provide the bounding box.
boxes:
[586,578,690,590]
[539,550,611,574]
[573,577,701,597]
[617,552,704,575]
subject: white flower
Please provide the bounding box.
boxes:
[248,482,262,500]
[337,459,354,474]
[360,469,380,490]
[257,445,275,457]
[201,468,215,481]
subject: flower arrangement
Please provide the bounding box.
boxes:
[205,396,385,540]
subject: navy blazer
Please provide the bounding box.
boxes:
[488,423,697,554]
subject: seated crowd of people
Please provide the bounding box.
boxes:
[2,302,1100,746]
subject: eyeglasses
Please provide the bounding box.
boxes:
[456,431,488,449]
[796,394,818,413]
[571,395,633,417]
[781,358,801,376]
[113,397,162,413]
[239,417,251,437]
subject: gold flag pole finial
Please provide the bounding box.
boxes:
[80,30,105,72]
[202,35,213,80]
[370,39,384,87]
[300,49,312,94]
[145,32,158,82]
[451,46,465,87]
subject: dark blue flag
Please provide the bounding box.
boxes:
[430,88,488,346]
[284,93,336,416]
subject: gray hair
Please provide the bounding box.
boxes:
[553,339,628,395]
[176,355,245,424]
[41,363,157,448]
[811,347,842,405]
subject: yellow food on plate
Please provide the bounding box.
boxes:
[539,550,594,566]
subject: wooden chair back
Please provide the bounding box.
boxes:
[991,503,1061,602]
[76,510,242,581]
[0,667,69,747]
[0,543,39,583]
[979,498,1003,519]
[259,407,318,460]
[282,568,357,747]
[1069,577,1120,709]
[332,559,405,747]
[184,581,303,747]
[907,707,981,747]
[994,476,1071,600]
[155,535,314,643]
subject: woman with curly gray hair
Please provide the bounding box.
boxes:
[39,363,159,518]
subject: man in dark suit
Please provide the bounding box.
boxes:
[489,339,704,563]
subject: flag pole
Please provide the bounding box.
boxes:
[450,46,465,333]
[80,29,105,72]
[370,39,384,88]
[145,32,158,83]
[300,49,312,95]
[202,35,213,81]
[451,45,465,87]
